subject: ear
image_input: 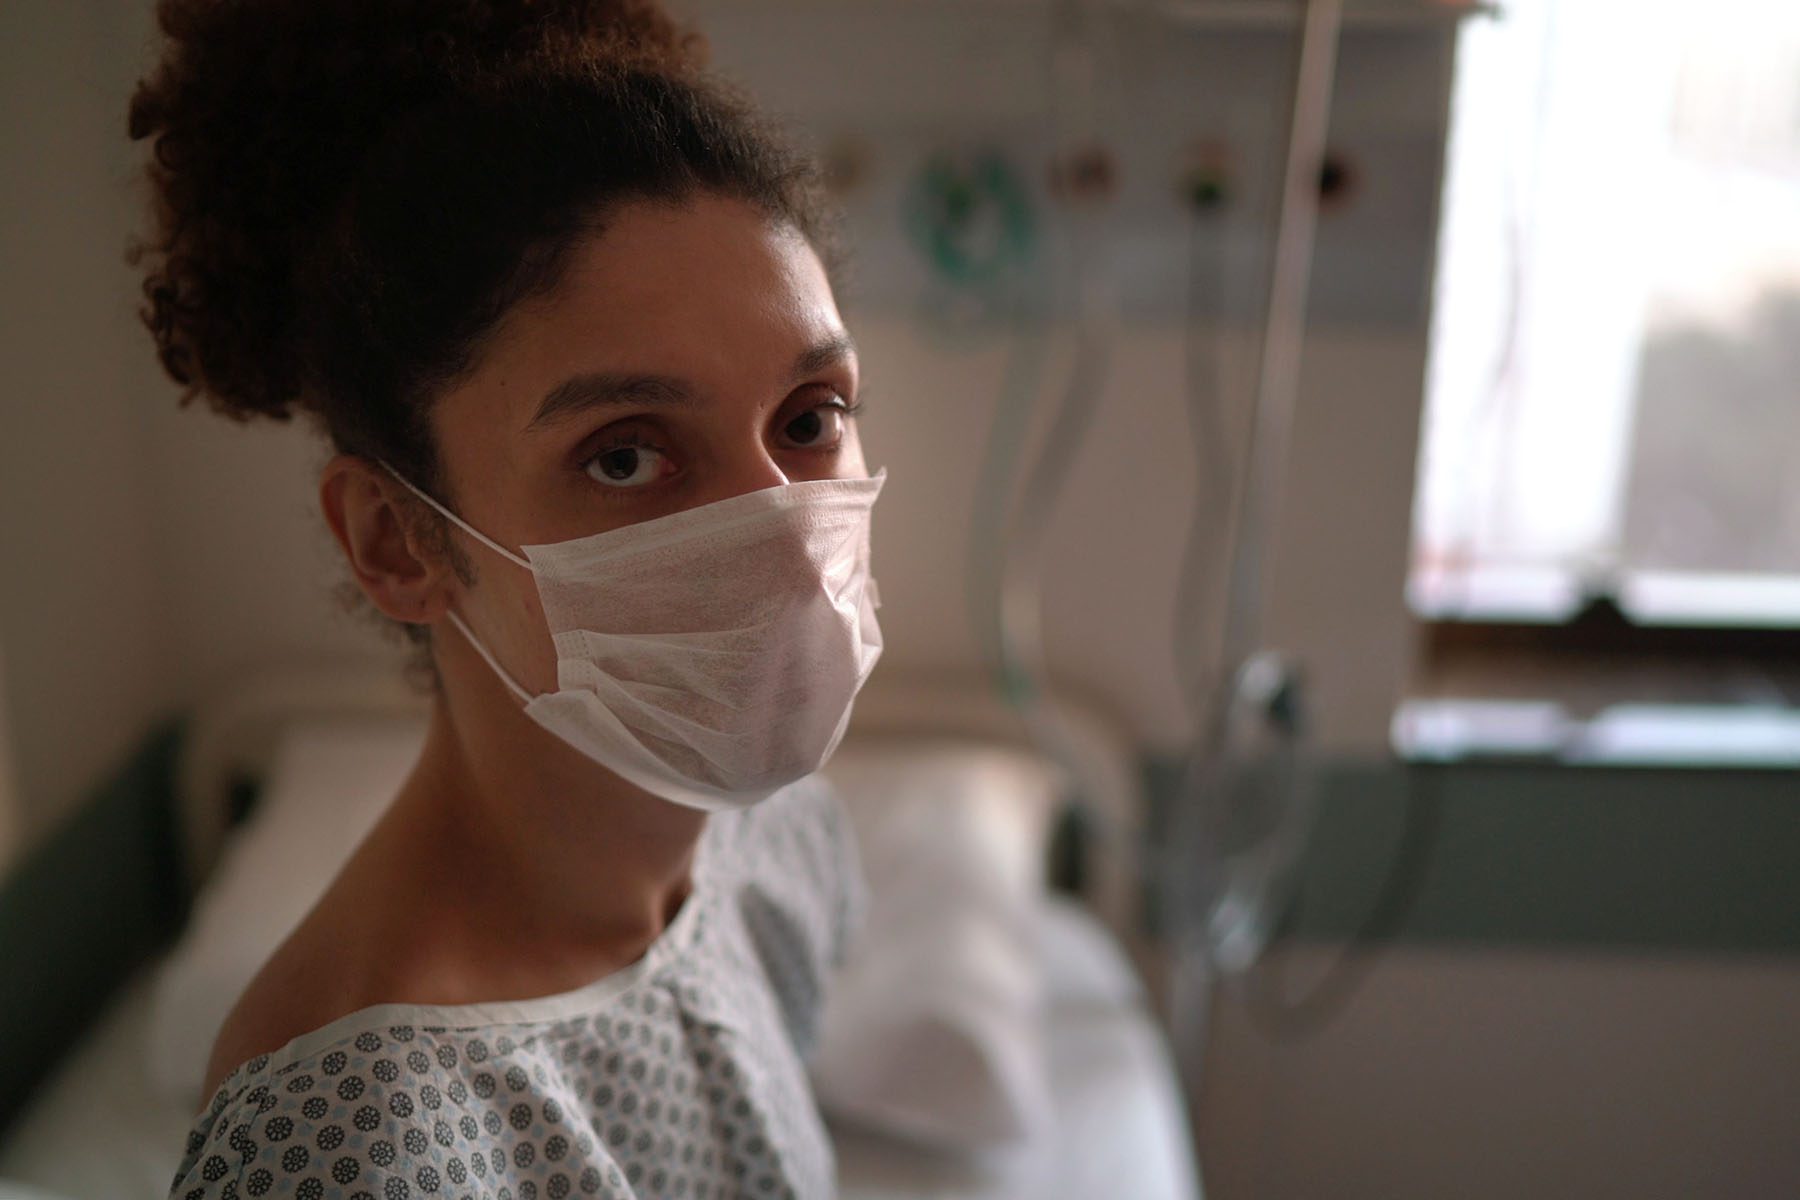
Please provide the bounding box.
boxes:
[320,455,459,626]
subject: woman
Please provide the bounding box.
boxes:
[133,3,882,1197]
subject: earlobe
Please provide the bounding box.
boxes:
[319,455,454,626]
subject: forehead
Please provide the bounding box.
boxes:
[455,194,845,423]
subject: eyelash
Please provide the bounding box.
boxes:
[581,431,664,499]
[783,396,863,450]
[579,395,864,494]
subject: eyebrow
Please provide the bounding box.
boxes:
[526,332,859,432]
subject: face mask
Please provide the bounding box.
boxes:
[382,463,885,813]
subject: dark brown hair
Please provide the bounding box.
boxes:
[127,0,841,499]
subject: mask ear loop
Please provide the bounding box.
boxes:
[376,460,539,705]
[377,459,535,571]
[443,609,536,706]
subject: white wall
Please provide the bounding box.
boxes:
[0,642,18,865]
[0,0,403,858]
[0,0,169,856]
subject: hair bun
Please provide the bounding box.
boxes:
[128,0,707,421]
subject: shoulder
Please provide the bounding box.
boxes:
[199,921,372,1106]
[197,844,456,1104]
[172,1022,499,1200]
[197,1013,269,1121]
[198,966,319,1109]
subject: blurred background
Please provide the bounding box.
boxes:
[2,1,1797,1198]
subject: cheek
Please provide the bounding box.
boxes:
[471,567,562,694]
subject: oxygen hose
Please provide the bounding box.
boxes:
[1162,0,1344,1075]
[993,1,1135,902]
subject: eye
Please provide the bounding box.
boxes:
[780,398,858,449]
[584,442,670,489]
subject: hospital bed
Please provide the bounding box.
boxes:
[0,668,1199,1200]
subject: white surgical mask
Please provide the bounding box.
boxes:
[383,462,885,813]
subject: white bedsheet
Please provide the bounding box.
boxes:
[0,896,1198,1200]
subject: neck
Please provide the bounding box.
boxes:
[371,654,708,998]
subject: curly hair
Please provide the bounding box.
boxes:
[126,0,842,662]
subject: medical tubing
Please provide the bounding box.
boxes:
[990,0,1112,721]
[1207,0,1501,1033]
[903,150,1038,290]
[1172,194,1242,712]
[992,225,1122,844]
[1215,0,1342,675]
[906,150,1041,349]
[968,309,1052,694]
[1242,761,1446,1038]
[994,270,1113,716]
[988,0,1126,847]
[1164,0,1342,1033]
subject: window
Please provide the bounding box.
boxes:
[1412,0,1800,627]
[1400,0,1800,764]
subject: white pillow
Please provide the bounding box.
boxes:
[813,740,1064,1152]
[148,716,428,1109]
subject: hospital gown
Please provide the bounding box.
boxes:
[166,776,866,1200]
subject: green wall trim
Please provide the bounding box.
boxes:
[0,718,189,1141]
[1143,757,1800,954]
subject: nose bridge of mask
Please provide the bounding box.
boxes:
[378,460,535,572]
